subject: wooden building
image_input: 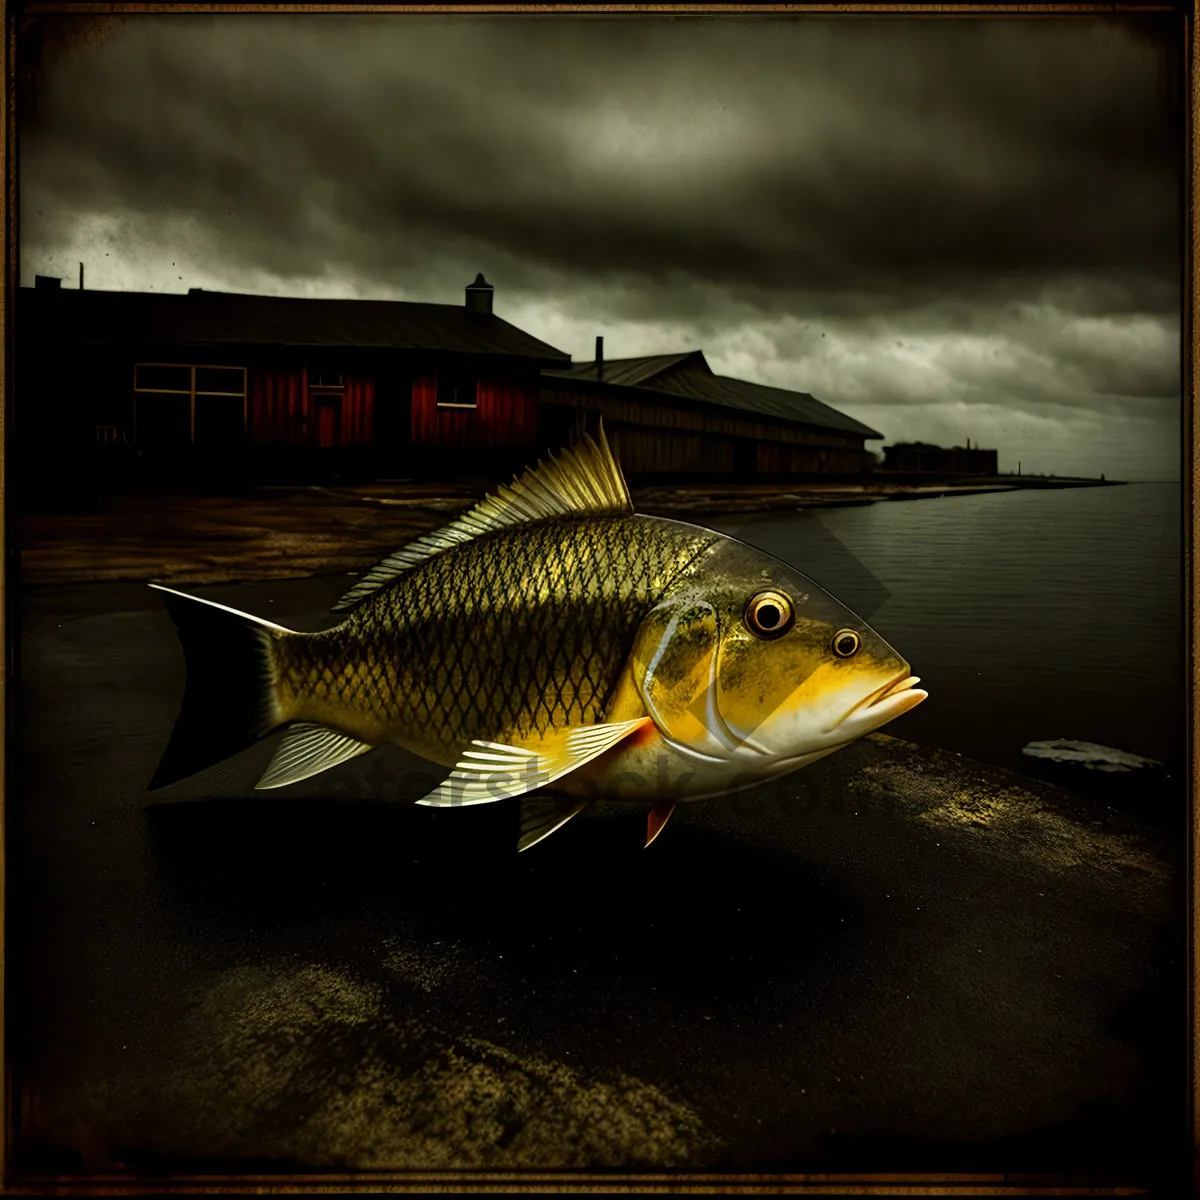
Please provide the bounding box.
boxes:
[15,273,569,493]
[880,441,999,477]
[539,344,882,482]
[16,275,885,496]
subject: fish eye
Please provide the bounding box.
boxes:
[745,590,794,639]
[832,629,861,658]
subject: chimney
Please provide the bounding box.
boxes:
[595,335,604,381]
[465,272,493,315]
[34,275,61,291]
[79,262,84,290]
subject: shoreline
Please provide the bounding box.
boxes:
[18,474,1126,587]
[630,473,1123,514]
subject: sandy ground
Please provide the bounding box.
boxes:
[9,575,1183,1184]
[17,477,1111,586]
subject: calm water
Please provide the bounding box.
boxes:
[708,484,1186,801]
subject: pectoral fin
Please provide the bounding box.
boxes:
[645,801,675,848]
[518,797,589,852]
[415,717,651,808]
[256,722,374,790]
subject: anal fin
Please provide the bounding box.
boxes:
[646,801,675,848]
[415,717,649,808]
[256,722,374,790]
[519,797,588,852]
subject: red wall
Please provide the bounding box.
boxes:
[410,372,539,452]
[248,365,533,451]
[250,367,307,444]
[340,377,374,446]
[249,368,374,447]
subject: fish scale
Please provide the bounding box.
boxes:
[149,427,925,851]
[276,514,716,763]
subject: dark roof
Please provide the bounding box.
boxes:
[20,287,570,365]
[554,351,698,388]
[655,370,883,440]
[550,351,882,440]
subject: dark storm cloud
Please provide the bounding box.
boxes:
[17,13,1183,478]
[21,16,1180,307]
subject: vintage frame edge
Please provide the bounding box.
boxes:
[0,2,1192,1195]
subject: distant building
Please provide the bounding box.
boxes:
[879,441,998,477]
[540,344,882,482]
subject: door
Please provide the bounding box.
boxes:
[194,396,246,448]
[136,394,191,451]
[315,395,342,448]
[193,366,247,449]
[372,372,412,451]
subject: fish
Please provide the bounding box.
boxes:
[149,426,927,851]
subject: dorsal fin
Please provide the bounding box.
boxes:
[332,423,632,612]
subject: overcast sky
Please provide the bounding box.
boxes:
[18,14,1183,479]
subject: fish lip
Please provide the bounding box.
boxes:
[849,670,920,719]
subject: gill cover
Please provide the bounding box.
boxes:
[632,594,739,762]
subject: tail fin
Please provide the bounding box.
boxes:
[149,584,294,789]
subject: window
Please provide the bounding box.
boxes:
[195,367,245,395]
[135,365,190,393]
[309,370,344,389]
[134,363,247,449]
[436,370,477,409]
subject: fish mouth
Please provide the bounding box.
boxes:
[850,670,923,718]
